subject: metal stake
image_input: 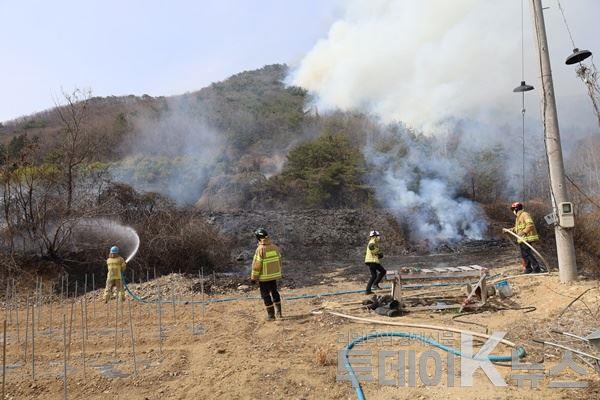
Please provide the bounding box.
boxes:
[80,299,86,381]
[62,314,67,400]
[67,302,74,362]
[157,285,162,355]
[127,299,138,376]
[24,297,29,363]
[31,302,35,380]
[2,320,7,400]
[114,296,118,357]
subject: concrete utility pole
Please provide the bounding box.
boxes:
[530,0,577,282]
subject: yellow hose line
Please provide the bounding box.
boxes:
[325,310,519,348]
[502,229,552,270]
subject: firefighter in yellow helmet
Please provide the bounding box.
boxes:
[365,230,386,294]
[504,202,542,274]
[250,228,283,321]
[104,246,126,302]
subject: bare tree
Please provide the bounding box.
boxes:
[54,88,97,212]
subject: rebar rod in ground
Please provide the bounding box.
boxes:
[171,282,176,322]
[15,284,19,344]
[23,297,29,363]
[49,282,53,331]
[127,299,138,376]
[157,285,163,355]
[80,298,86,381]
[120,295,124,345]
[83,275,88,340]
[61,275,65,317]
[2,320,7,400]
[114,296,118,358]
[31,302,35,380]
[37,280,42,331]
[191,287,195,335]
[62,314,67,400]
[6,281,11,325]
[201,268,206,321]
[67,301,74,362]
[92,274,96,319]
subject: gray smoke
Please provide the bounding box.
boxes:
[113,96,224,204]
[365,126,487,244]
[290,0,600,243]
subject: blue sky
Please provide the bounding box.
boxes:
[0,0,340,121]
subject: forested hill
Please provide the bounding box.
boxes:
[0,64,375,209]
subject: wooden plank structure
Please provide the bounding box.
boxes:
[386,265,490,312]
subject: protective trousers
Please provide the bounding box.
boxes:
[104,278,125,302]
[259,280,281,307]
[519,243,541,273]
[366,262,386,292]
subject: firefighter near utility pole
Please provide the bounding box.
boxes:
[104,246,127,303]
[250,228,283,321]
[503,202,543,274]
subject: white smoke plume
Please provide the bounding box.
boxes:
[365,126,487,243]
[292,0,599,132]
[291,0,599,243]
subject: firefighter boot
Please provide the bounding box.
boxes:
[274,302,282,318]
[266,305,275,321]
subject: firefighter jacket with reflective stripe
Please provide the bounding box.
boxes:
[513,210,539,243]
[106,256,126,280]
[364,237,382,264]
[251,238,282,282]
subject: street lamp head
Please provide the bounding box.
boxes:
[565,48,592,65]
[513,81,535,93]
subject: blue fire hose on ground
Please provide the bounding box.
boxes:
[343,331,526,400]
[120,273,499,305]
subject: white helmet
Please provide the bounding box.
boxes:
[369,230,380,237]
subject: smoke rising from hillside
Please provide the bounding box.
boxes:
[113,97,224,204]
[291,0,559,242]
[365,127,487,243]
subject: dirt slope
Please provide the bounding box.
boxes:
[1,256,599,400]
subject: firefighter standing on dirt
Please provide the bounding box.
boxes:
[251,228,283,321]
[504,202,542,274]
[104,245,127,302]
[365,230,386,294]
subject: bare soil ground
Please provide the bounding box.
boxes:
[1,247,599,400]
